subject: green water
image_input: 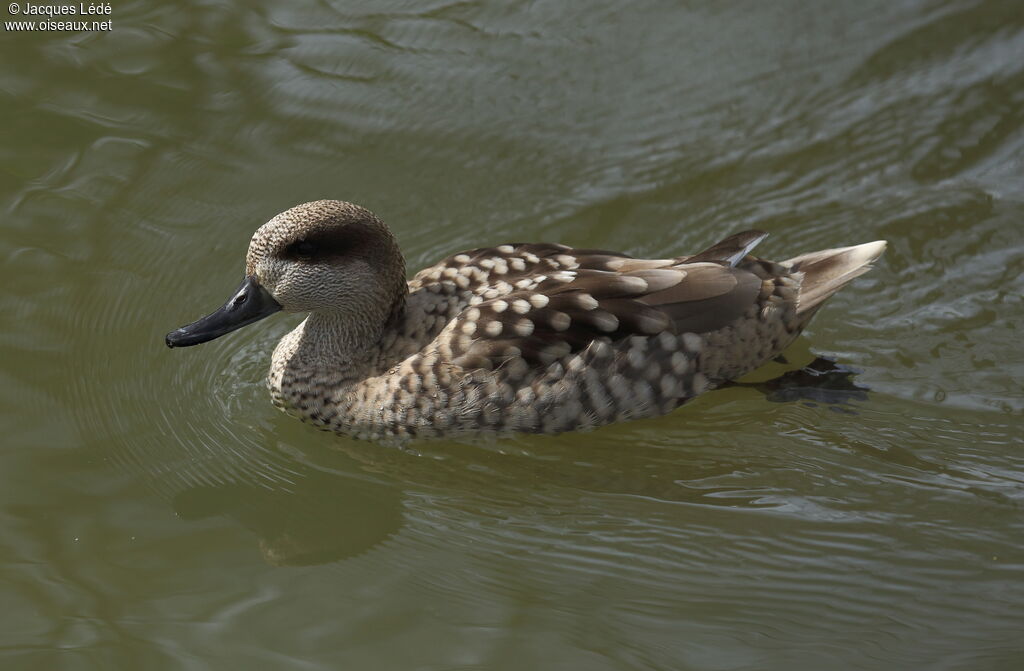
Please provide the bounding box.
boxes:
[2,1,1023,669]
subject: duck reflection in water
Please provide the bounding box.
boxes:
[173,465,402,566]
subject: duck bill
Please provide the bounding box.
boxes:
[166,276,281,348]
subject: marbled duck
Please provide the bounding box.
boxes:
[166,200,886,444]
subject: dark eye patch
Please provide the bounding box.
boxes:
[285,224,369,262]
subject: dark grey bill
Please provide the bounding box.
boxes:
[166,275,281,348]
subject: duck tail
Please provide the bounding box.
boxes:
[786,240,887,316]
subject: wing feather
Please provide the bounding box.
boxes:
[433,260,764,373]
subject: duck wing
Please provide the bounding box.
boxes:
[404,242,665,344]
[440,264,766,372]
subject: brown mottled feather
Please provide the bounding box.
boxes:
[422,248,770,373]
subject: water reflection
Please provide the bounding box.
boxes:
[750,356,870,409]
[173,467,403,567]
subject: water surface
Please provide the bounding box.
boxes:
[1,1,1022,669]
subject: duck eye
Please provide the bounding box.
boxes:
[293,240,316,259]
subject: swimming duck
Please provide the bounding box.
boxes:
[166,200,885,445]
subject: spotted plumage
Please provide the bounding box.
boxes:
[166,200,886,446]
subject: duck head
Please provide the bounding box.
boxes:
[166,200,407,348]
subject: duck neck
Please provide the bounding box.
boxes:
[290,296,406,380]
